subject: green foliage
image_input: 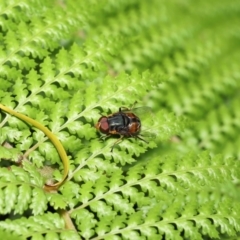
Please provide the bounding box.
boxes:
[0,0,240,239]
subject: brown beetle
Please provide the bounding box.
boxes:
[95,106,148,151]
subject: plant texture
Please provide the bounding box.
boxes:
[0,0,240,239]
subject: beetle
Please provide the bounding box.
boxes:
[95,105,148,151]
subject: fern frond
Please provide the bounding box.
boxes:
[70,189,240,239]
[0,212,79,239]
[0,162,46,215]
[66,151,240,238]
[1,0,240,239]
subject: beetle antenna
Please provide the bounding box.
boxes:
[130,101,138,110]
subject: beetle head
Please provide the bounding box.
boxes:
[95,116,109,134]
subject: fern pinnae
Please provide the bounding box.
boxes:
[91,192,239,240]
[1,0,240,238]
[0,164,46,215]
[0,212,79,239]
[0,103,70,190]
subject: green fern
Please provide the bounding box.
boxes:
[0,0,240,239]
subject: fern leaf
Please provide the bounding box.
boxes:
[0,161,49,215]
[1,0,240,239]
[0,213,79,239]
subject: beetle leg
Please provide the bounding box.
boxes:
[100,134,111,141]
[119,101,138,112]
[111,135,124,152]
[130,101,138,109]
[135,135,148,144]
[119,106,129,112]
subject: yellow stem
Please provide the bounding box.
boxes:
[58,210,77,231]
[0,103,69,191]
